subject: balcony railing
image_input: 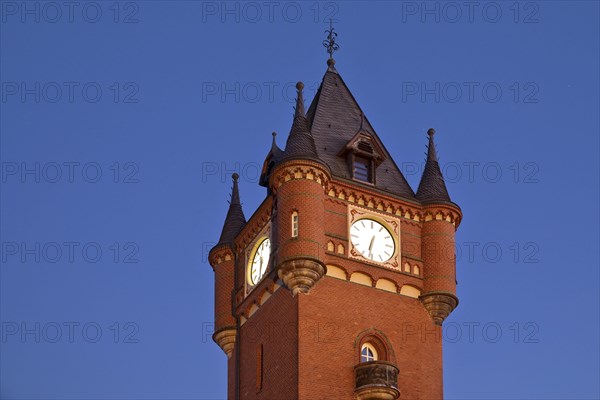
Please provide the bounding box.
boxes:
[354,361,400,400]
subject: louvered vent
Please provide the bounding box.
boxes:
[357,141,373,153]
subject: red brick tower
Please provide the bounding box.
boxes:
[209,55,462,399]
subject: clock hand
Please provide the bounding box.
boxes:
[368,236,375,258]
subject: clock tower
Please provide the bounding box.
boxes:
[208,53,462,399]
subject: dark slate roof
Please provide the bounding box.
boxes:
[416,129,451,203]
[305,61,416,200]
[216,173,247,246]
[282,82,318,160]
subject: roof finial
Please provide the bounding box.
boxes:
[230,173,241,204]
[294,82,305,117]
[359,112,365,131]
[426,128,438,162]
[323,19,339,65]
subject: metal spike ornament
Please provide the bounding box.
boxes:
[323,19,340,60]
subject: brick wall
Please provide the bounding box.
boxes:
[238,288,298,399]
[422,218,457,295]
[298,276,443,399]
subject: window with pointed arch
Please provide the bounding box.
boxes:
[291,211,298,238]
[360,343,378,362]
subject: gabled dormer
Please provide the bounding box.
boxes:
[338,123,387,185]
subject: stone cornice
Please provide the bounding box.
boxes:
[421,202,462,228]
[208,245,234,268]
[324,180,462,229]
[234,196,273,254]
[235,272,282,321]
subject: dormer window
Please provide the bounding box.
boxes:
[353,156,372,182]
[339,132,385,185]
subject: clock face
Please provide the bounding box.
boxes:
[249,238,271,285]
[350,219,395,263]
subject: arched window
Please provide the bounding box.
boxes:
[360,343,378,362]
[356,332,394,365]
[291,211,298,238]
[413,265,420,275]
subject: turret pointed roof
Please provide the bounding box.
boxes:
[269,131,284,159]
[305,61,416,200]
[416,129,451,203]
[259,132,284,187]
[216,173,247,246]
[282,82,319,160]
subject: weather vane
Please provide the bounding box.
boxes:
[322,19,339,59]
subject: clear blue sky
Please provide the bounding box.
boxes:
[1,1,598,399]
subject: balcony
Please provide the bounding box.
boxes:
[354,361,400,400]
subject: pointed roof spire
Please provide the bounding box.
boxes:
[216,173,247,246]
[304,64,416,199]
[416,129,452,203]
[283,82,318,160]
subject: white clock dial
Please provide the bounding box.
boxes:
[350,219,395,263]
[249,238,271,285]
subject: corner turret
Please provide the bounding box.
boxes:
[208,174,246,357]
[417,129,462,325]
